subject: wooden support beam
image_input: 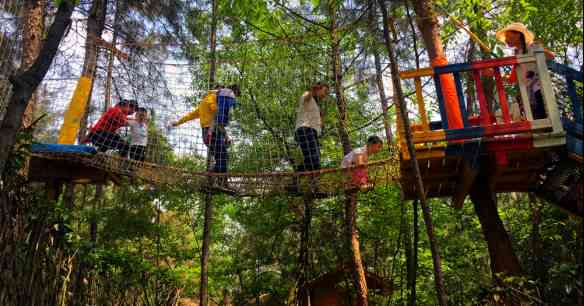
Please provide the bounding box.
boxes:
[95,37,128,60]
[451,159,478,209]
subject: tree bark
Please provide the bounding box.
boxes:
[377,1,448,305]
[528,194,547,300]
[21,0,46,128]
[200,1,220,302]
[104,0,123,111]
[297,196,313,306]
[412,0,463,128]
[77,0,108,141]
[0,0,75,175]
[329,2,368,303]
[199,192,213,306]
[408,199,419,306]
[469,174,522,278]
[345,191,369,305]
[330,5,352,156]
[411,0,443,61]
[368,0,392,145]
[208,0,218,88]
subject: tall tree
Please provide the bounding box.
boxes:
[329,1,369,303]
[412,0,463,129]
[200,2,219,305]
[20,0,45,128]
[469,173,522,278]
[0,0,75,175]
[76,0,108,142]
[377,0,448,305]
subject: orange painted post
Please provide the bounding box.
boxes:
[431,56,464,129]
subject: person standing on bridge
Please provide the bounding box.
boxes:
[210,84,240,178]
[84,99,138,157]
[495,22,555,120]
[294,82,329,173]
[127,107,149,162]
[170,84,224,147]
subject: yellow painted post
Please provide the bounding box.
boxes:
[58,76,94,144]
[415,77,429,131]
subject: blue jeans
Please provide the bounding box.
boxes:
[295,127,320,172]
[209,129,228,173]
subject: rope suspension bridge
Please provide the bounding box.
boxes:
[23,47,583,214]
[0,1,581,214]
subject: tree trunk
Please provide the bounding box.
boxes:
[528,193,549,301]
[21,0,46,128]
[330,5,352,156]
[329,3,368,303]
[345,191,369,305]
[408,200,419,306]
[0,0,75,175]
[76,0,108,142]
[402,198,414,303]
[104,0,123,110]
[377,1,448,305]
[297,196,312,306]
[412,0,463,129]
[200,2,220,302]
[469,174,522,278]
[368,0,392,145]
[411,0,443,61]
[208,0,218,88]
[199,192,213,306]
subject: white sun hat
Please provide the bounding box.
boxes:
[496,22,535,45]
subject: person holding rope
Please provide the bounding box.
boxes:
[294,82,329,173]
[341,135,383,190]
[170,84,224,147]
[83,99,138,157]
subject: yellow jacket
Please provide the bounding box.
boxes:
[174,90,218,128]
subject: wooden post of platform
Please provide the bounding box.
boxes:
[534,46,564,134]
[46,179,63,202]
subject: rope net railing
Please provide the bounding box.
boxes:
[0,5,402,196]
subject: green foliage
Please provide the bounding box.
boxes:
[3,0,582,305]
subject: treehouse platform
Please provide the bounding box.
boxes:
[397,48,583,215]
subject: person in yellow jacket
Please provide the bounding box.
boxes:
[170,85,223,146]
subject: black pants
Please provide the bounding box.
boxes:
[209,129,228,173]
[129,145,146,161]
[295,127,320,172]
[532,90,546,120]
[88,131,129,157]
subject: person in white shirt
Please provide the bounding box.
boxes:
[128,107,149,162]
[295,82,329,172]
[341,135,383,188]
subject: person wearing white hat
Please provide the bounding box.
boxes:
[496,22,555,119]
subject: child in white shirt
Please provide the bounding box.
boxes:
[341,135,383,188]
[128,107,149,161]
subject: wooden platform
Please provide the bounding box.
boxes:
[28,154,119,184]
[400,148,548,200]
